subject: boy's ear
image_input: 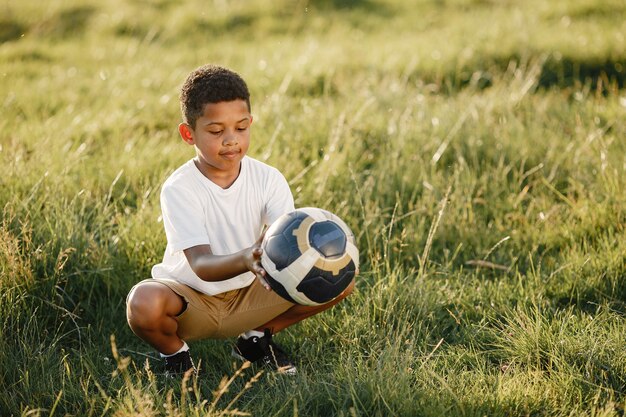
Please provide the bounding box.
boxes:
[178,123,194,144]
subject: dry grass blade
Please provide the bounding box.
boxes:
[418,185,452,280]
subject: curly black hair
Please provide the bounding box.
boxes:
[180,64,251,128]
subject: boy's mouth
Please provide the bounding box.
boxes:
[220,150,240,158]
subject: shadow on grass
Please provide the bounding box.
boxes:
[2,6,96,42]
[193,13,258,38]
[550,270,626,315]
[33,6,96,38]
[306,0,390,12]
[538,55,626,89]
[0,19,26,43]
[413,53,626,93]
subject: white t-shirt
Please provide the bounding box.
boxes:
[151,156,295,295]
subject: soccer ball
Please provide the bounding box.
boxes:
[261,207,359,306]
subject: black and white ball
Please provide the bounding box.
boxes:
[261,207,359,306]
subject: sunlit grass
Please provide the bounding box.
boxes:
[1,0,625,415]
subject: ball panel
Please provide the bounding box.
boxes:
[265,249,317,289]
[261,207,358,306]
[327,213,357,245]
[263,211,309,271]
[309,221,347,258]
[295,260,356,303]
[264,234,301,271]
[264,210,309,240]
[314,251,352,275]
[298,207,333,222]
[264,275,297,304]
[265,210,305,238]
[291,216,316,254]
[345,241,360,270]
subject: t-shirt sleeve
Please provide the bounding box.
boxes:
[264,170,295,226]
[160,183,210,254]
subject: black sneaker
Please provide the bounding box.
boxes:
[163,350,197,377]
[232,329,297,375]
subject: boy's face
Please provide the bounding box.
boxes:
[179,99,252,184]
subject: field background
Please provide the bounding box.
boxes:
[1,0,626,415]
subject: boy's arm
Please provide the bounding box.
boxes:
[183,235,271,290]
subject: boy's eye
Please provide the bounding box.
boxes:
[209,130,222,135]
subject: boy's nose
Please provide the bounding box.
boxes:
[223,131,238,145]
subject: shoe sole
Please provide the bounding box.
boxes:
[231,348,297,375]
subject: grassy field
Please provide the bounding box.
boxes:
[1,0,626,415]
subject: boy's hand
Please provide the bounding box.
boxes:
[246,234,272,291]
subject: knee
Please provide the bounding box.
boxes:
[126,283,169,328]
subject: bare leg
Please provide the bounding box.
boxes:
[126,281,185,355]
[256,279,355,334]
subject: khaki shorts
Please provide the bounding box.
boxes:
[130,278,294,341]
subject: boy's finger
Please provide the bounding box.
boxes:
[257,274,271,291]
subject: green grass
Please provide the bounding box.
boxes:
[1,0,625,415]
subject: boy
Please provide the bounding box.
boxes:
[126,64,354,376]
